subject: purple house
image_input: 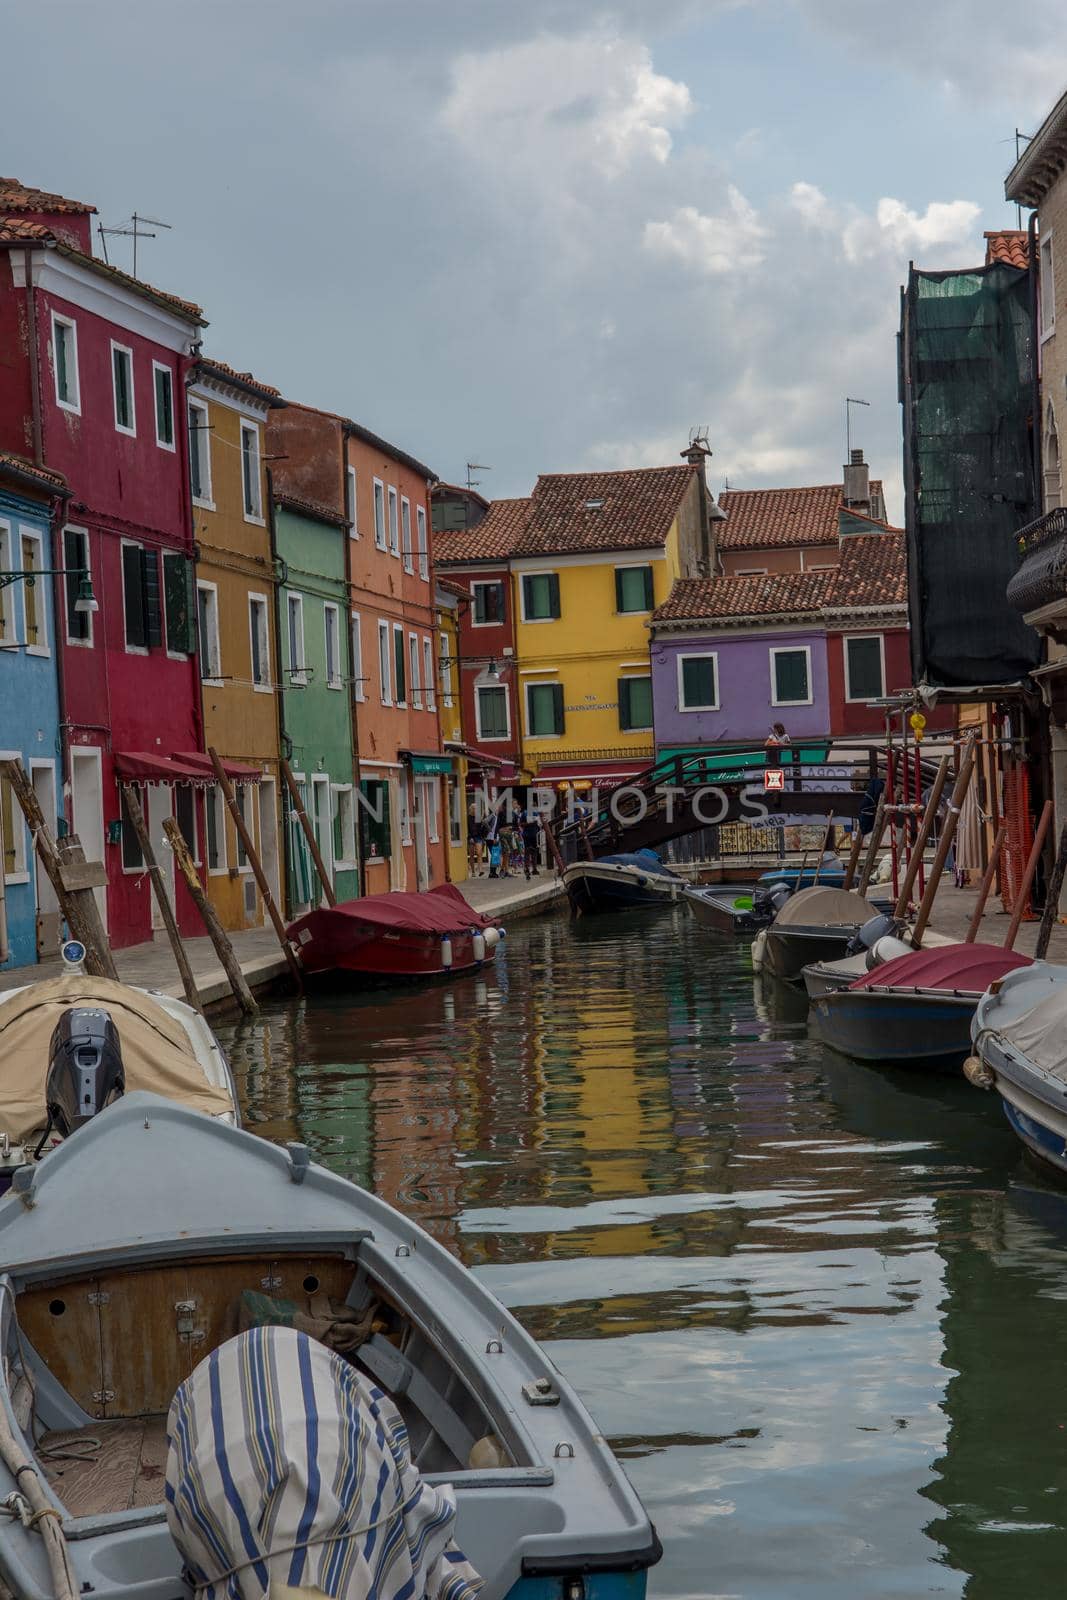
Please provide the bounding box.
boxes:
[650,570,835,753]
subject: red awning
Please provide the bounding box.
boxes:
[177,752,263,783]
[532,761,646,787]
[114,752,214,785]
[445,741,505,770]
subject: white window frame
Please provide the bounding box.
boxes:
[843,633,886,703]
[205,783,228,875]
[248,592,271,691]
[471,579,504,628]
[346,465,358,538]
[19,526,49,657]
[409,631,422,708]
[677,651,719,713]
[0,523,15,648]
[614,562,654,615]
[324,602,342,689]
[422,636,436,711]
[619,672,653,732]
[62,524,94,649]
[439,631,453,707]
[152,360,176,451]
[50,312,80,414]
[475,681,511,743]
[188,397,214,508]
[1041,229,1055,343]
[240,419,264,523]
[449,778,463,847]
[770,643,813,707]
[351,610,364,702]
[401,496,413,573]
[373,479,386,550]
[417,505,429,581]
[286,591,307,687]
[110,340,136,437]
[196,578,222,682]
[520,570,559,624]
[393,620,407,706]
[121,537,149,657]
[333,783,358,869]
[378,619,392,705]
[388,487,400,557]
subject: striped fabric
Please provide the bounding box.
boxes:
[165,1326,482,1600]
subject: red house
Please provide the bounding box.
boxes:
[0,178,209,948]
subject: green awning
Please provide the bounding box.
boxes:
[408,754,454,775]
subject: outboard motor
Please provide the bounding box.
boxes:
[754,881,792,922]
[44,1008,125,1143]
[845,912,900,959]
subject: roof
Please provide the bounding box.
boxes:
[1006,92,1067,209]
[435,575,470,600]
[514,465,694,556]
[0,177,95,216]
[434,496,531,564]
[433,482,490,512]
[0,218,205,325]
[0,450,68,495]
[653,529,907,628]
[196,358,282,406]
[717,482,883,550]
[984,229,1030,269]
[272,489,348,528]
[285,403,435,483]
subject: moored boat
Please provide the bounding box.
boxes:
[968,963,1067,1177]
[0,1093,661,1599]
[755,885,875,983]
[288,883,502,981]
[811,943,1032,1070]
[682,884,766,933]
[563,849,682,915]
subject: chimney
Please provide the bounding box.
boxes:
[843,447,870,510]
[680,432,723,576]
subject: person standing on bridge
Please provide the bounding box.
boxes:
[765,722,791,747]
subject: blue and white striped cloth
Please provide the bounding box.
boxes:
[165,1326,482,1600]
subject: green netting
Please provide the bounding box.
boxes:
[902,263,1040,686]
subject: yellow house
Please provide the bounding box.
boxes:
[510,454,717,789]
[189,359,285,930]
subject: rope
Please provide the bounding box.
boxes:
[190,1516,396,1594]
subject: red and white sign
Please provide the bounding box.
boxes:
[764,768,786,791]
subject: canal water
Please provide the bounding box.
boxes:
[216,907,1067,1599]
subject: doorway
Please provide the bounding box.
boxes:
[147,786,174,932]
[70,747,106,930]
[310,774,334,904]
[413,777,430,891]
[30,761,60,956]
[258,777,280,910]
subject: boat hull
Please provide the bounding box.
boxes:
[811,988,979,1068]
[683,886,765,934]
[563,864,679,916]
[762,924,858,983]
[290,905,494,981]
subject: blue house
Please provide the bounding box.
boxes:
[0,452,69,970]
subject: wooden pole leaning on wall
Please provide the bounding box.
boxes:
[120,784,203,1014]
[1035,820,1067,960]
[163,817,257,1015]
[965,822,1008,944]
[208,750,303,992]
[1005,799,1054,952]
[910,737,978,949]
[893,755,950,920]
[841,811,866,892]
[0,757,118,980]
[280,759,337,908]
[812,818,835,886]
[856,791,889,898]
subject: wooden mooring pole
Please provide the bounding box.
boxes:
[208,750,303,992]
[910,737,978,949]
[1035,821,1067,960]
[965,822,1007,944]
[1004,799,1054,952]
[856,792,889,898]
[120,784,203,1013]
[163,817,257,1015]
[280,759,337,908]
[893,755,950,920]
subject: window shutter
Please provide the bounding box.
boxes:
[142,550,163,648]
[394,629,406,703]
[548,572,561,618]
[618,678,631,731]
[163,553,193,653]
[122,545,146,647]
[643,566,655,610]
[552,682,565,735]
[615,570,625,612]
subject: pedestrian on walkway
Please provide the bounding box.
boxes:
[522,812,542,879]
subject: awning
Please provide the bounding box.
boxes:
[532,761,647,788]
[444,740,505,771]
[114,752,214,785]
[177,752,263,784]
[401,751,455,775]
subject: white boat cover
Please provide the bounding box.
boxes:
[772,885,871,929]
[0,975,234,1140]
[976,962,1067,1082]
[166,1325,482,1600]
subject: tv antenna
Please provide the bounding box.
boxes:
[845,397,870,461]
[98,212,172,279]
[466,461,491,492]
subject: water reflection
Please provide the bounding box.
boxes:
[217,905,1067,1599]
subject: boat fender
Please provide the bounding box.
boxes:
[962,1054,995,1090]
[483,926,500,950]
[472,931,486,963]
[441,935,453,969]
[469,1434,508,1469]
[751,929,767,971]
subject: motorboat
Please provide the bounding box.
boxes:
[811,943,1032,1070]
[288,883,503,981]
[753,885,875,983]
[968,962,1067,1178]
[562,849,682,915]
[0,1094,661,1599]
[682,883,766,934]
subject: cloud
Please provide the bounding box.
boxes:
[790,183,982,270]
[643,188,769,275]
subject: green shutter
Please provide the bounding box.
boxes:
[618,678,631,730]
[163,553,194,653]
[548,573,561,618]
[615,570,625,613]
[681,656,716,709]
[643,566,655,610]
[552,682,565,735]
[122,544,146,647]
[142,550,163,648]
[619,676,652,731]
[773,649,809,704]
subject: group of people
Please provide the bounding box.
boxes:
[468,805,543,880]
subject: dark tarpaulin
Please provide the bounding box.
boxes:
[297,883,494,935]
[850,942,1031,993]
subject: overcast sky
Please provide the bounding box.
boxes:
[7,1,1067,519]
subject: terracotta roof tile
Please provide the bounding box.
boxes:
[718,481,884,550]
[435,575,470,599]
[515,465,694,556]
[197,358,281,402]
[0,450,67,493]
[434,496,531,564]
[653,530,907,626]
[0,219,55,243]
[0,177,95,216]
[984,229,1030,270]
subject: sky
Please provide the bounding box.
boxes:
[6,1,1067,521]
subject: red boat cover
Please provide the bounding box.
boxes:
[293,884,496,936]
[849,942,1032,994]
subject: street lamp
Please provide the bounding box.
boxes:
[0,567,98,613]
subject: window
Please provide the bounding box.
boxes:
[351,612,364,702]
[409,633,422,708]
[615,565,654,614]
[64,526,93,645]
[476,684,509,741]
[417,506,429,580]
[737,567,768,577]
[449,780,463,846]
[439,632,453,707]
[1,773,27,880]
[20,530,47,654]
[521,572,561,621]
[111,342,135,435]
[324,603,341,688]
[844,635,885,702]
[249,594,270,688]
[388,487,399,555]
[235,785,250,869]
[424,779,440,844]
[197,581,222,680]
[373,480,386,549]
[163,551,194,654]
[188,399,212,504]
[206,784,227,872]
[472,581,505,625]
[0,523,12,644]
[286,593,305,685]
[770,645,811,706]
[333,785,357,867]
[1041,230,1055,341]
[393,622,407,704]
[153,362,174,449]
[346,466,358,538]
[120,786,144,872]
[123,543,162,652]
[399,775,412,843]
[175,785,197,860]
[618,675,653,731]
[678,653,718,712]
[423,637,436,711]
[401,497,413,572]
[51,313,79,412]
[378,619,392,705]
[241,422,262,520]
[359,778,392,860]
[526,681,565,737]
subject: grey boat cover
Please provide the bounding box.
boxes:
[773,885,871,929]
[974,962,1067,1081]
